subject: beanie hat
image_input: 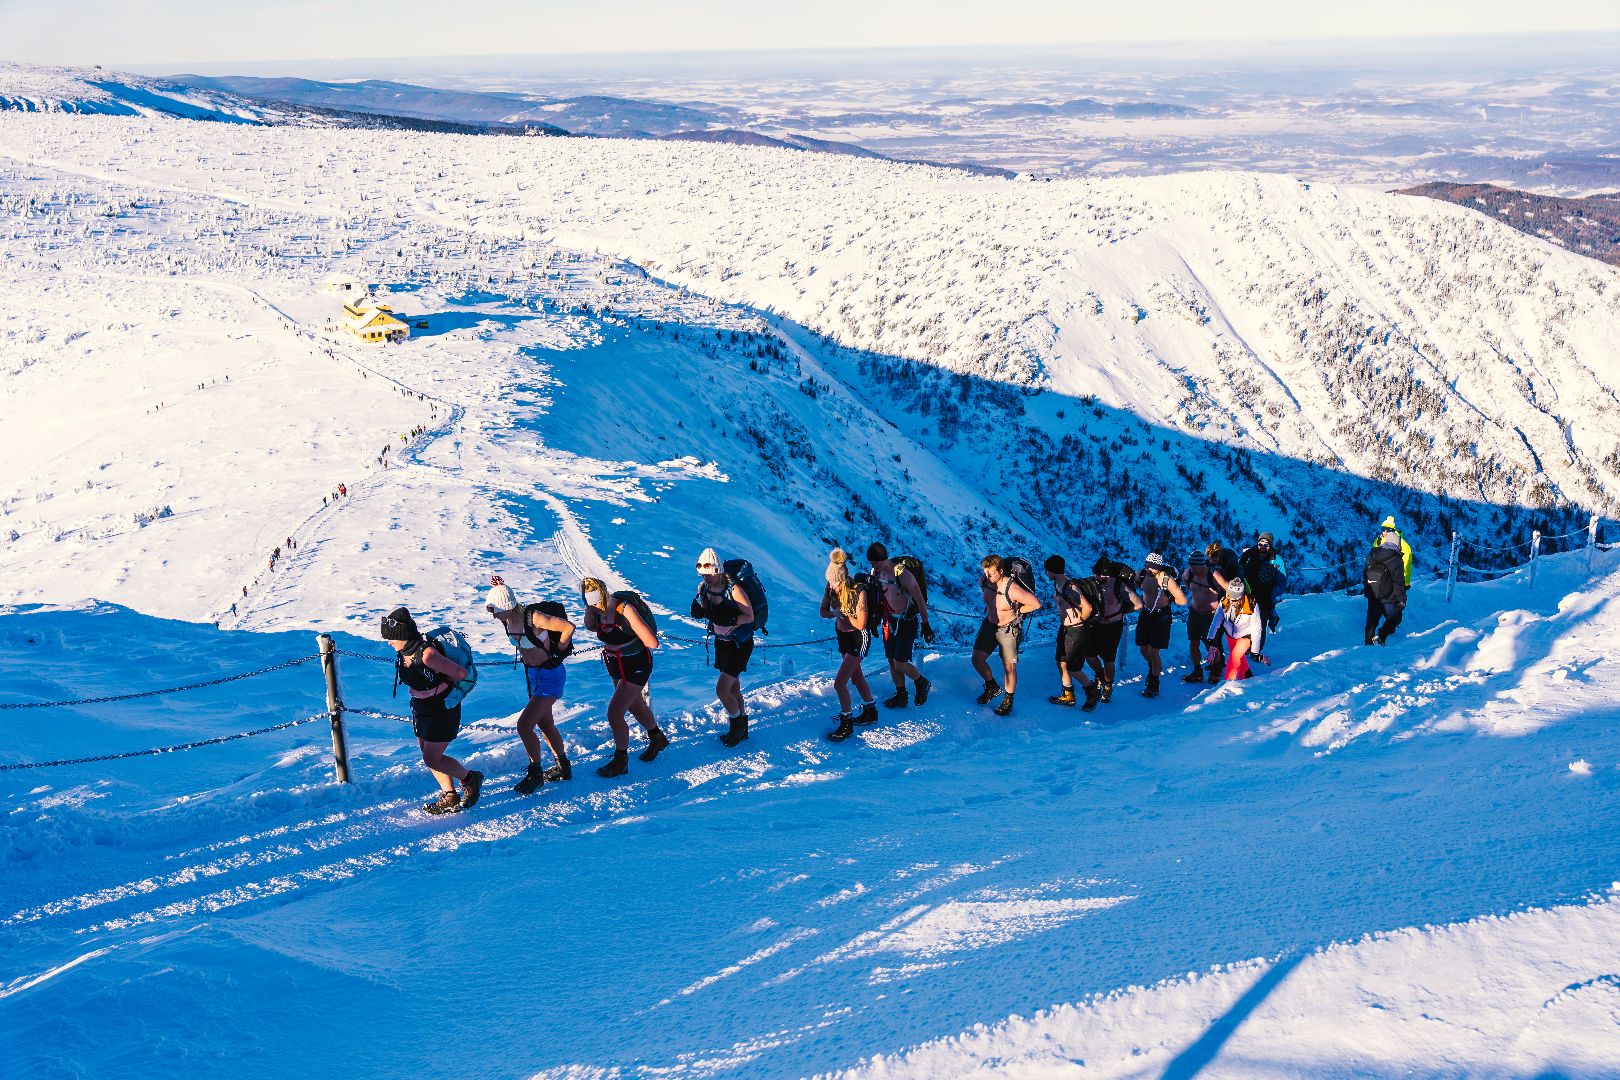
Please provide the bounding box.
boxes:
[380,606,419,643]
[1092,556,1113,576]
[1381,515,1398,530]
[827,548,850,586]
[487,578,519,614]
[1043,553,1066,574]
[1188,552,1208,567]
[696,547,723,575]
[1144,552,1166,570]
[1258,531,1275,545]
[1225,580,1246,601]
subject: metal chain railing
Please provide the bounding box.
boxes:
[0,713,326,771]
[0,654,321,710]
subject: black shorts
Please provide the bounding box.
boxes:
[1187,609,1214,645]
[884,615,918,664]
[604,648,653,687]
[1058,624,1092,668]
[410,693,461,743]
[837,629,865,658]
[1135,609,1173,651]
[1088,620,1126,663]
[974,618,1021,667]
[714,636,754,677]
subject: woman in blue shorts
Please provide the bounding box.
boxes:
[487,576,575,795]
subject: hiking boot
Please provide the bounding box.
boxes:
[1206,665,1221,685]
[1363,636,1377,647]
[1374,636,1388,647]
[1081,682,1102,712]
[639,728,670,763]
[1143,674,1160,699]
[543,759,572,783]
[423,790,461,815]
[459,771,485,809]
[513,763,545,796]
[1181,670,1205,683]
[1049,686,1077,707]
[855,701,879,725]
[827,713,855,743]
[975,679,1001,705]
[913,676,932,705]
[720,714,749,748]
[883,688,910,709]
[993,692,1014,717]
[596,751,629,778]
[1099,679,1114,703]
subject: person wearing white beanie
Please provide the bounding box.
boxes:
[691,547,755,747]
[485,574,576,794]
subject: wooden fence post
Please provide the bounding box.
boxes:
[1446,531,1459,604]
[317,634,351,784]
[1529,530,1541,589]
[1590,515,1600,574]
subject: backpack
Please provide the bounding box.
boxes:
[890,555,928,616]
[1004,557,1038,618]
[522,601,573,668]
[722,557,769,635]
[1364,555,1394,601]
[612,590,659,640]
[1062,576,1102,625]
[851,571,884,632]
[1094,575,1127,622]
[423,625,478,708]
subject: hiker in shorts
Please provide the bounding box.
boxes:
[381,606,484,815]
[691,547,755,748]
[486,576,574,795]
[1044,555,1101,711]
[1181,550,1223,684]
[1084,558,1143,704]
[1134,553,1187,698]
[822,548,879,742]
[868,543,933,708]
[972,555,1042,717]
[581,577,667,778]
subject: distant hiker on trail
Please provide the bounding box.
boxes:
[1364,528,1409,646]
[1209,580,1262,681]
[382,607,484,815]
[1374,515,1415,590]
[1181,550,1223,684]
[242,585,248,598]
[230,602,237,616]
[339,483,347,497]
[868,543,933,709]
[822,548,879,742]
[581,576,667,777]
[691,547,754,748]
[1084,558,1142,704]
[1044,554,1101,711]
[487,577,574,794]
[972,555,1041,717]
[1239,531,1286,652]
[1134,553,1186,698]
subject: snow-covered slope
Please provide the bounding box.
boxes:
[0,62,271,123]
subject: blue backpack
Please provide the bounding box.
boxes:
[423,625,478,708]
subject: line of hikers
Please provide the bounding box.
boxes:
[378,516,1416,814]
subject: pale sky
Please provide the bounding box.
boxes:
[3,0,1618,67]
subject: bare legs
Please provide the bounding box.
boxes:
[418,738,468,791]
[834,653,872,712]
[607,679,659,753]
[516,696,567,765]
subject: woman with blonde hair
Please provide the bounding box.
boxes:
[821,549,879,742]
[1209,579,1262,682]
[580,576,667,777]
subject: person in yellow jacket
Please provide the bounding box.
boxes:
[1376,515,1415,587]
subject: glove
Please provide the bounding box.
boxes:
[689,598,705,620]
[1267,613,1280,632]
[921,622,936,645]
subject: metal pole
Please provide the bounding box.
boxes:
[1529,530,1541,589]
[317,633,351,783]
[1590,514,1599,574]
[1446,531,1458,604]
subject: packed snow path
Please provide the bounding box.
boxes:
[4,553,1619,1077]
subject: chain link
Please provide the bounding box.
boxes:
[0,713,327,771]
[0,655,321,710]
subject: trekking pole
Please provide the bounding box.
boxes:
[1529,530,1541,590]
[317,634,351,784]
[1589,514,1599,575]
[1445,531,1459,604]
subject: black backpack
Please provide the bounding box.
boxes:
[890,555,928,615]
[850,571,884,631]
[1094,574,1128,622]
[1364,554,1394,601]
[1005,557,1038,616]
[612,590,659,639]
[723,557,769,634]
[523,601,573,667]
[1062,576,1103,625]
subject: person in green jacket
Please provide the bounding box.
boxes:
[1376,515,1415,586]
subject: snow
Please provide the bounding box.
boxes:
[1,100,1619,1077]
